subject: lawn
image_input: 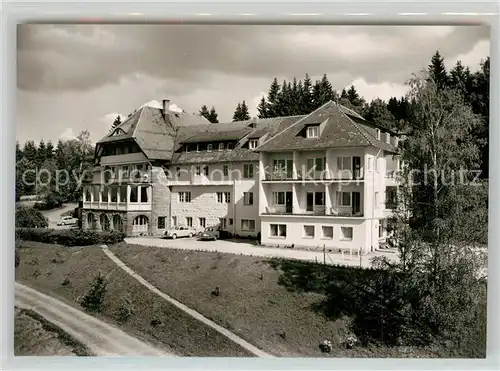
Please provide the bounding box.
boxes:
[15,307,92,356]
[109,243,442,358]
[15,241,252,357]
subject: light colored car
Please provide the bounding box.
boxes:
[164,225,197,239]
[57,215,78,226]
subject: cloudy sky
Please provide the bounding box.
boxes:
[17,24,489,144]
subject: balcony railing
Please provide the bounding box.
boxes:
[264,170,294,181]
[262,205,363,217]
[263,169,364,181]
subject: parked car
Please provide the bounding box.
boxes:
[164,225,197,239]
[57,216,78,226]
[198,227,220,241]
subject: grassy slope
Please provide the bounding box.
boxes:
[15,307,92,356]
[15,241,251,357]
[110,243,440,358]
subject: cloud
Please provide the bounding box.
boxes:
[348,78,409,102]
[17,24,489,94]
[140,99,183,112]
[445,40,490,72]
[58,128,76,141]
[101,112,125,124]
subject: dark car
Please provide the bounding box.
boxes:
[198,227,220,241]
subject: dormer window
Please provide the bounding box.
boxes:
[386,132,390,144]
[196,144,200,152]
[207,144,213,152]
[227,143,234,151]
[112,128,125,136]
[376,129,381,140]
[185,145,190,153]
[248,139,259,149]
[306,125,319,139]
[218,143,224,151]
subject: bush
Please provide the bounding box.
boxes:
[15,228,125,246]
[80,272,107,312]
[33,193,65,210]
[116,294,135,323]
[15,208,48,228]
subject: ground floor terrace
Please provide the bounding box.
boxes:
[260,216,389,253]
[81,209,166,236]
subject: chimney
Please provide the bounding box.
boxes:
[250,116,258,128]
[162,99,170,121]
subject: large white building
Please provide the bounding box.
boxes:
[82,99,400,253]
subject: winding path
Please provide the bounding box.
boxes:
[15,282,173,356]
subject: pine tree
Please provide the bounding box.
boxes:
[266,78,280,117]
[36,140,46,167]
[208,106,219,123]
[428,50,449,89]
[302,73,313,114]
[110,115,122,132]
[55,140,67,170]
[239,100,251,121]
[232,102,242,122]
[257,96,268,118]
[365,99,396,130]
[16,141,23,162]
[46,141,54,160]
[199,105,211,121]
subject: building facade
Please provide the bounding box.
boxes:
[82,99,400,252]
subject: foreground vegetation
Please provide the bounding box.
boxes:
[15,241,251,357]
[15,307,92,356]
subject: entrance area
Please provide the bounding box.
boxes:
[132,215,149,234]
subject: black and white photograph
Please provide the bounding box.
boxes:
[14,23,489,358]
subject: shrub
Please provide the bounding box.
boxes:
[117,294,135,323]
[15,207,48,228]
[80,272,107,312]
[15,228,125,246]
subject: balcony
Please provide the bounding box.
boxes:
[262,205,363,217]
[263,169,364,182]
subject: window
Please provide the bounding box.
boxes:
[136,164,143,171]
[186,217,193,227]
[227,143,234,151]
[315,192,325,206]
[273,191,285,205]
[130,187,138,202]
[379,224,384,238]
[219,218,227,229]
[241,219,255,231]
[218,143,224,151]
[207,144,213,152]
[270,224,287,237]
[179,192,191,203]
[303,225,315,238]
[243,164,254,179]
[203,165,209,176]
[110,187,117,202]
[229,218,233,225]
[307,158,325,172]
[336,191,351,206]
[243,192,254,205]
[223,164,229,176]
[119,186,127,203]
[199,217,206,228]
[217,192,223,203]
[248,139,259,149]
[307,125,319,138]
[224,192,231,203]
[337,157,352,171]
[376,129,381,140]
[84,187,91,202]
[185,145,190,153]
[172,216,177,226]
[195,166,201,176]
[322,226,333,239]
[158,217,166,229]
[101,187,109,202]
[341,227,353,240]
[141,187,148,203]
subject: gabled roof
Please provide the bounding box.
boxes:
[255,101,399,153]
